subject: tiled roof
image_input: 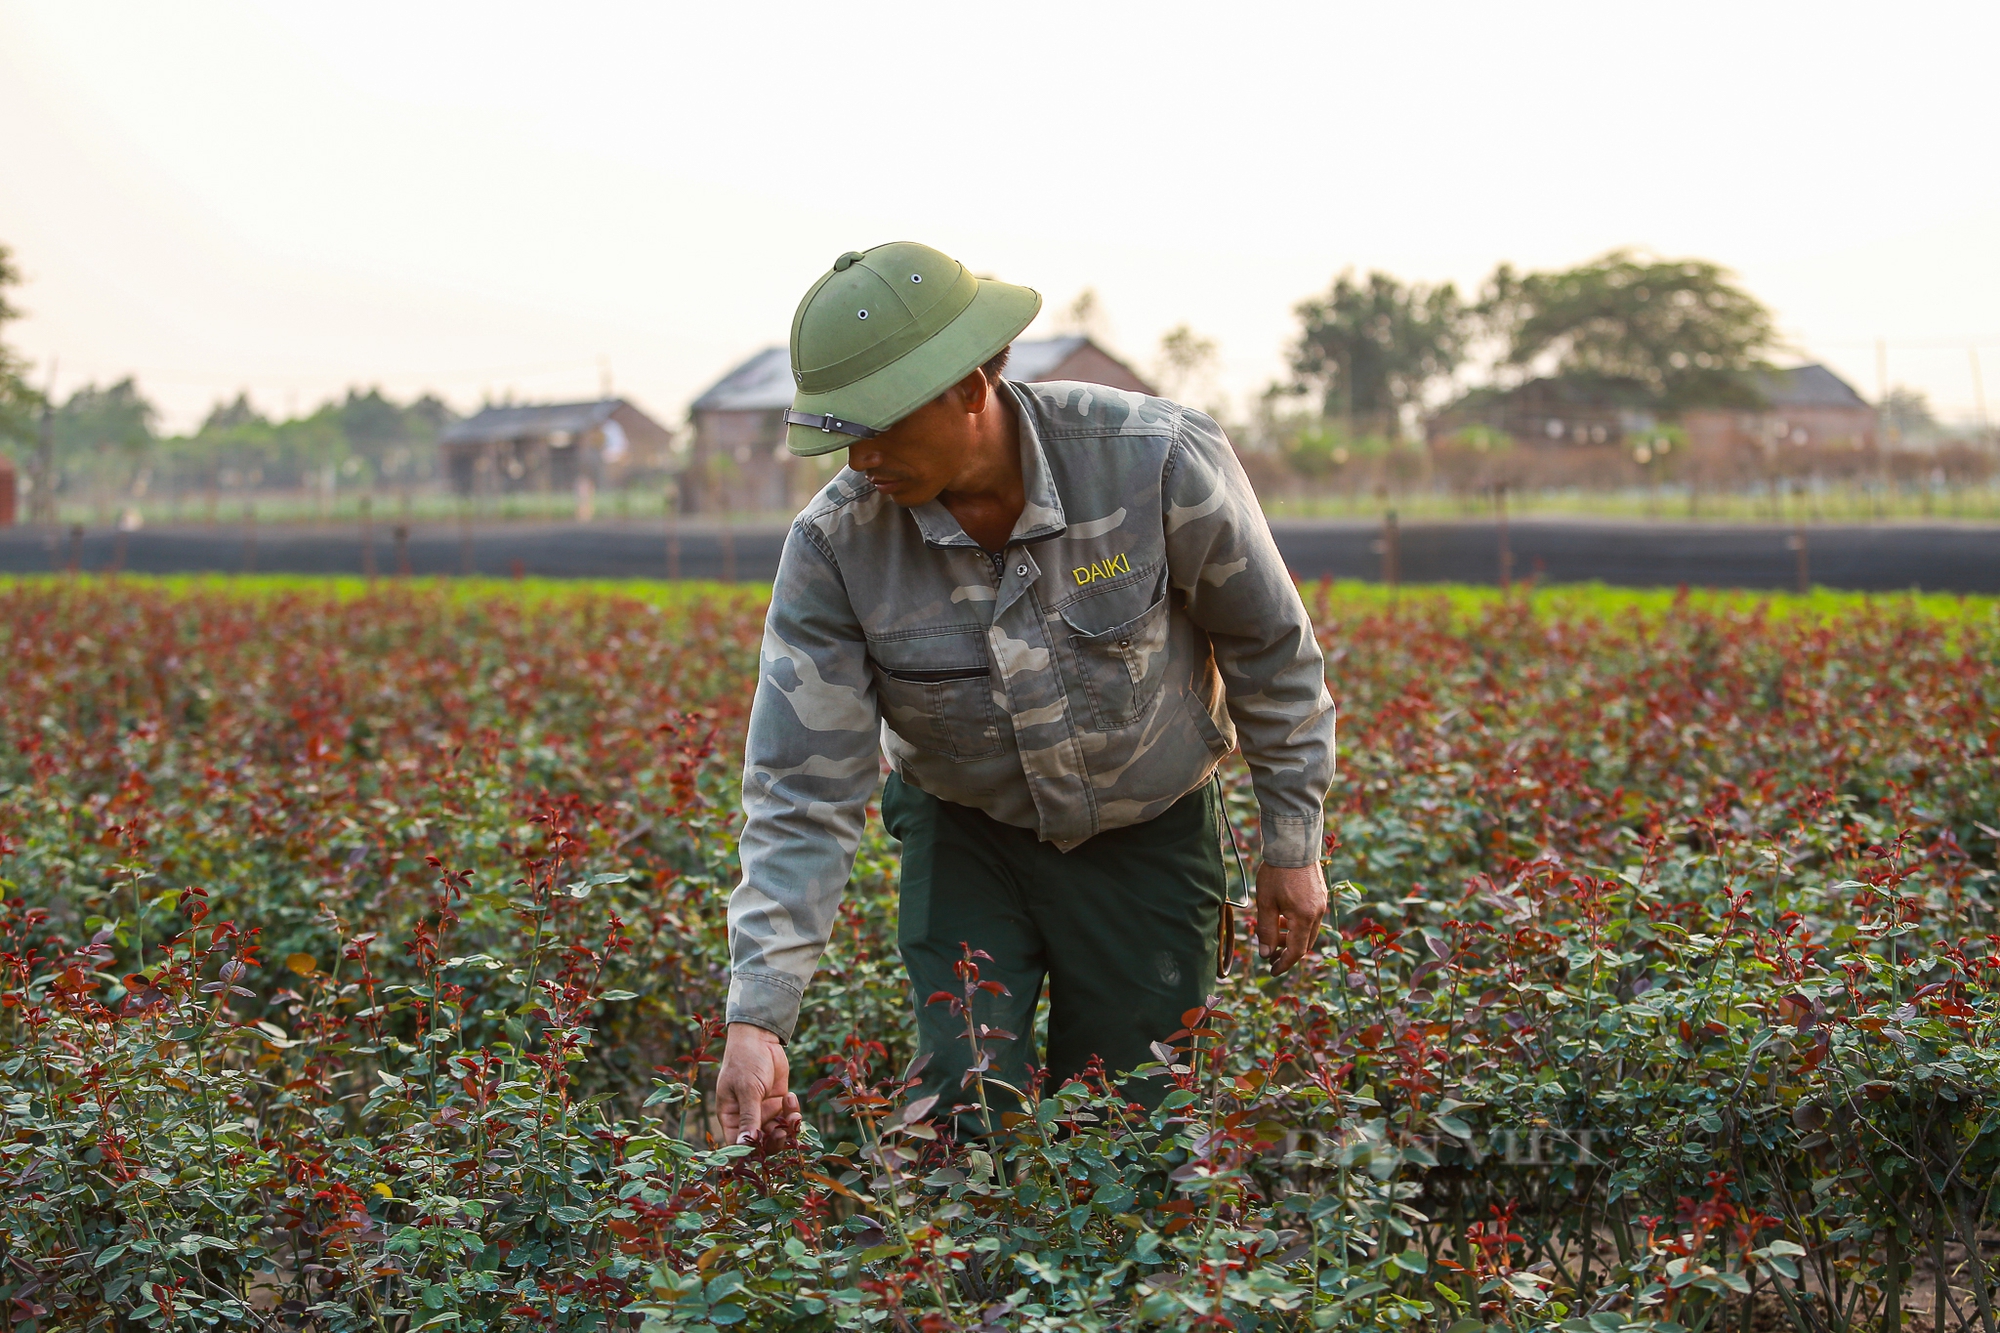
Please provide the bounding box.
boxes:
[440,399,623,446]
[1004,336,1089,382]
[1755,364,1870,410]
[690,348,795,413]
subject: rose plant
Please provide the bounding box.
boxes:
[1,577,1996,1331]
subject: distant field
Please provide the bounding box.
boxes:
[5,570,1993,617]
[1263,483,2000,525]
[39,478,2000,529]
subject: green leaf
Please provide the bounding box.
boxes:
[1505,1271,1551,1301]
[856,1243,909,1263]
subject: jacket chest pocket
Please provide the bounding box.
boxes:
[1059,582,1171,731]
[869,632,1004,761]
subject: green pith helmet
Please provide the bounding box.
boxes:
[784,241,1041,456]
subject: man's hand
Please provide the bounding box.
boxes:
[1254,862,1328,975]
[715,1022,801,1145]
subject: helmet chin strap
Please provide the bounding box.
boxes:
[783,410,882,439]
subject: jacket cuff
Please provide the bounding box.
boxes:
[1259,811,1324,868]
[726,969,805,1043]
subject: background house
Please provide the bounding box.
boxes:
[1681,364,1878,455]
[439,398,674,497]
[1003,336,1154,395]
[684,349,797,514]
[1430,364,1876,455]
[1427,377,1660,450]
[1415,362,1882,500]
[682,336,1156,514]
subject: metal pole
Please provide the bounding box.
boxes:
[665,484,681,579]
[1876,339,1889,429]
[1380,508,1400,589]
[1972,345,1990,444]
[32,390,55,525]
[361,493,376,580]
[1495,483,1512,590]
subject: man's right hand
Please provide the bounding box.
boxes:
[715,1022,801,1145]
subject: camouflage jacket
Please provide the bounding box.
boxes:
[727,381,1336,1038]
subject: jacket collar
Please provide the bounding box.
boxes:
[907,380,1068,550]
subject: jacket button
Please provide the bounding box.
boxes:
[1118,640,1130,649]
[1015,565,1028,576]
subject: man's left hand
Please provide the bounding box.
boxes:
[1253,863,1327,975]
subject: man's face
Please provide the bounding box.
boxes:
[844,377,982,507]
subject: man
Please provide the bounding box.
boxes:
[717,242,1335,1143]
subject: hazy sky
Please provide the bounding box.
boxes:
[6,1,1998,434]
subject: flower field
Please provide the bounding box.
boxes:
[3,575,1998,1333]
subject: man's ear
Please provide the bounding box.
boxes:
[953,367,991,415]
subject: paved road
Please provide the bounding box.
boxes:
[3,517,1997,592]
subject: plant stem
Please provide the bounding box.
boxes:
[132,872,145,973]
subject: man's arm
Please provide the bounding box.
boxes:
[1162,409,1337,969]
[719,523,881,1137]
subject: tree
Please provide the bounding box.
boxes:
[1154,324,1218,403]
[202,393,267,434]
[53,379,158,506]
[1287,271,1467,436]
[1880,386,1937,444]
[0,243,40,448]
[1057,288,1107,341]
[1481,250,1777,413]
[402,393,456,440]
[337,386,407,451]
[55,379,157,461]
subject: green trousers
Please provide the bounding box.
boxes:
[882,771,1226,1114]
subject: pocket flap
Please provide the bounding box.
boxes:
[881,664,989,684]
[1060,588,1168,646]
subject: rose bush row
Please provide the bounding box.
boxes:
[1,578,1996,1332]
